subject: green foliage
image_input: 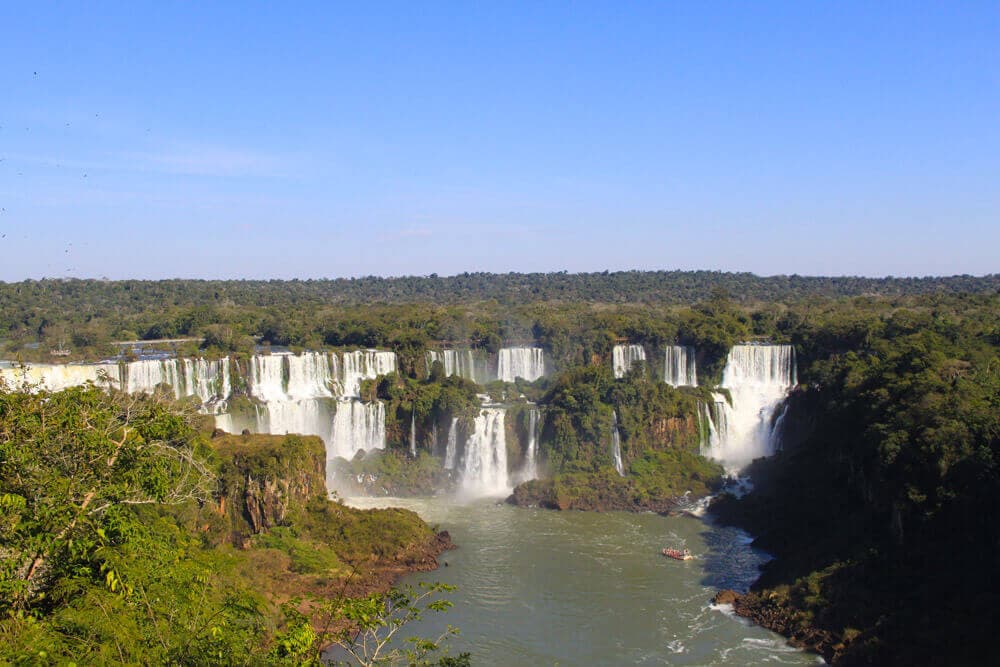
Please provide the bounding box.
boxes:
[317,582,468,667]
[333,450,451,497]
[0,387,460,664]
[717,294,1000,664]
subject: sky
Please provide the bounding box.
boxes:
[1,2,997,280]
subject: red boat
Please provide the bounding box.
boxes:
[662,548,694,561]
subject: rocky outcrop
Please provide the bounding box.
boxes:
[507,476,684,513]
[712,589,837,663]
[213,432,327,539]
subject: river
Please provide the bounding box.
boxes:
[345,496,821,665]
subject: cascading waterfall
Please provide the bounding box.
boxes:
[460,408,509,495]
[329,400,386,461]
[243,350,397,401]
[3,350,399,492]
[249,398,339,444]
[700,392,730,461]
[497,347,547,383]
[248,354,289,402]
[0,362,121,391]
[1,358,231,399]
[612,344,647,379]
[426,349,482,383]
[284,352,336,399]
[125,359,183,397]
[181,358,231,406]
[409,412,417,457]
[444,418,459,470]
[702,344,796,472]
[664,346,698,387]
[519,407,540,482]
[611,410,625,476]
[338,350,397,398]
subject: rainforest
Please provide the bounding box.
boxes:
[1,272,998,665]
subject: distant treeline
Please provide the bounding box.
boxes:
[2,270,998,312]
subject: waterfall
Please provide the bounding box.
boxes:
[125,359,184,397]
[700,393,730,462]
[248,352,330,401]
[426,349,482,383]
[252,398,338,443]
[497,347,547,383]
[519,407,540,482]
[611,410,625,476]
[444,418,459,470]
[2,359,234,404]
[612,344,647,379]
[409,412,417,457]
[460,408,509,495]
[329,400,386,461]
[702,344,796,471]
[247,354,288,402]
[246,350,396,401]
[337,350,397,398]
[181,358,231,405]
[285,352,337,399]
[664,346,697,387]
[0,362,121,391]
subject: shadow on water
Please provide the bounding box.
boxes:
[698,519,773,592]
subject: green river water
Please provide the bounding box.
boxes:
[345,497,821,666]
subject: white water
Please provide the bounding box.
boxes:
[249,398,339,443]
[409,412,417,457]
[703,345,796,472]
[612,344,647,378]
[337,350,397,398]
[426,349,483,383]
[519,408,540,482]
[246,350,396,401]
[3,351,398,488]
[444,418,459,470]
[460,408,509,496]
[0,362,120,391]
[611,410,625,476]
[125,359,182,397]
[182,358,231,406]
[284,352,336,400]
[665,345,698,387]
[329,400,386,462]
[497,347,547,383]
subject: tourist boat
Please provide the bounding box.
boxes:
[662,548,694,561]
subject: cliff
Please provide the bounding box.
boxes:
[207,431,454,602]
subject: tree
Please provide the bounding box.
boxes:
[278,581,468,667]
[0,383,215,612]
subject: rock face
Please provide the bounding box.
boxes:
[210,431,456,597]
[214,432,327,539]
[712,589,739,605]
[713,589,838,663]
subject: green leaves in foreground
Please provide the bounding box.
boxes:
[282,581,469,667]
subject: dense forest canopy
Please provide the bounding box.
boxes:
[2,272,998,369]
[2,270,999,314]
[2,271,999,664]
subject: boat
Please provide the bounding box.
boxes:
[662,548,694,561]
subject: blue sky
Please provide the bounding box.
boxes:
[1,2,997,279]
